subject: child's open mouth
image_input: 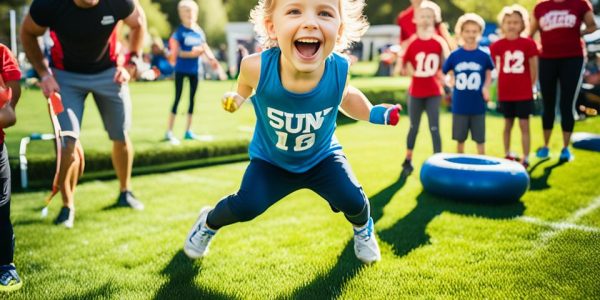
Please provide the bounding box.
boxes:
[294,38,321,59]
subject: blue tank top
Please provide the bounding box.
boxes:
[249,47,349,173]
[171,25,206,74]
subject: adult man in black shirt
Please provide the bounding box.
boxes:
[21,0,147,228]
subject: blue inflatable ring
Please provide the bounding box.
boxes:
[420,153,530,203]
[571,132,600,152]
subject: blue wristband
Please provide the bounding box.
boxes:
[369,105,387,125]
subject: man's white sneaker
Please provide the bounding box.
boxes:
[353,217,381,264]
[184,207,217,259]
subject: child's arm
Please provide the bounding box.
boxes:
[222,53,260,112]
[340,84,401,126]
[0,80,20,128]
[445,70,455,88]
[482,69,492,102]
[529,56,538,88]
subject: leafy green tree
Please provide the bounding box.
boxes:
[140,0,171,38]
[225,0,257,22]
[449,0,537,22]
[197,0,228,46]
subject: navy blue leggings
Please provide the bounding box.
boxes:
[206,152,371,229]
[0,145,13,265]
[172,72,199,114]
[538,57,584,132]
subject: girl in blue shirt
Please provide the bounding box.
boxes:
[183,0,401,264]
[165,0,223,144]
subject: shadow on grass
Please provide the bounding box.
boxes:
[378,190,525,257]
[529,159,566,191]
[64,282,118,300]
[283,173,409,299]
[285,172,525,298]
[154,250,233,300]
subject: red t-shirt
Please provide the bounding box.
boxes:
[490,37,539,101]
[396,6,443,43]
[404,36,444,98]
[0,44,21,144]
[534,0,592,59]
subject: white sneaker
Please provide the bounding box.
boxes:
[184,207,217,259]
[165,132,180,146]
[353,217,381,264]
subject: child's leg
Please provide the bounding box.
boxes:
[206,159,302,229]
[457,142,465,153]
[0,145,13,266]
[424,96,442,153]
[406,96,426,159]
[471,114,486,155]
[305,153,380,263]
[185,74,199,132]
[519,118,531,161]
[169,72,185,131]
[503,118,514,155]
[452,114,468,153]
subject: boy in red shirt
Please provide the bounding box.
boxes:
[401,1,449,174]
[0,43,22,291]
[490,4,539,167]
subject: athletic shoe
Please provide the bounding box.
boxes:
[165,132,180,146]
[536,147,550,159]
[184,207,217,259]
[117,191,144,211]
[559,147,574,162]
[402,158,414,175]
[505,152,520,161]
[54,206,74,229]
[184,130,197,140]
[521,158,530,169]
[0,265,22,292]
[353,217,381,264]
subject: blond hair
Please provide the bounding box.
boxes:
[454,13,485,37]
[249,0,369,51]
[419,1,442,24]
[497,4,529,36]
[178,0,198,12]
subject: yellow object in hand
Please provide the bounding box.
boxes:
[223,96,237,112]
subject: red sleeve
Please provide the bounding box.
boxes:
[527,38,539,58]
[404,39,416,66]
[489,42,498,61]
[581,0,593,14]
[0,45,21,83]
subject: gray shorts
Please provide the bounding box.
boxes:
[452,113,485,143]
[53,67,131,141]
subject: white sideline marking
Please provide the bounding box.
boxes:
[525,196,600,245]
[517,216,600,233]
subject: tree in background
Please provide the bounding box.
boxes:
[450,0,537,22]
[140,0,171,38]
[225,0,257,22]
[197,0,228,46]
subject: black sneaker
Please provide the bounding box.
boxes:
[0,265,22,292]
[402,159,414,175]
[117,191,144,210]
[54,206,74,228]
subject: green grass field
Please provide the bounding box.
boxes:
[4,85,600,299]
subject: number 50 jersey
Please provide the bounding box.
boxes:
[248,47,348,173]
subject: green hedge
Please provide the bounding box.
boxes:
[12,139,250,190]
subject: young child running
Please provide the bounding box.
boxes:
[442,13,494,154]
[490,5,538,167]
[0,43,22,291]
[183,0,402,264]
[401,1,449,174]
[165,0,223,145]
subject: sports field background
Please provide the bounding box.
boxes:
[3,73,600,298]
